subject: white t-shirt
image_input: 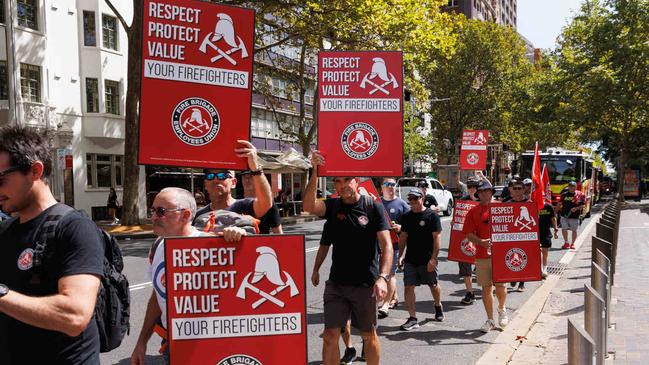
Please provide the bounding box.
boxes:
[147,228,210,329]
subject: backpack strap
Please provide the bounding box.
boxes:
[32,204,76,269]
[0,216,18,237]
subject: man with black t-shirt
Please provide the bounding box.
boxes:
[241,170,282,233]
[417,181,440,213]
[305,151,392,365]
[458,176,480,305]
[501,178,529,292]
[193,140,273,225]
[0,126,104,364]
[559,181,583,249]
[538,201,558,278]
[397,189,444,331]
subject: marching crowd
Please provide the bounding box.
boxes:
[0,126,585,365]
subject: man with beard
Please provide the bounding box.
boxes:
[0,126,104,364]
[304,151,392,365]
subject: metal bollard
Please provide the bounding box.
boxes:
[596,222,615,245]
[568,317,596,365]
[600,216,615,228]
[591,262,609,360]
[584,284,605,365]
[592,249,612,328]
[591,236,612,262]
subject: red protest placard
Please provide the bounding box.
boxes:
[139,0,254,169]
[165,235,306,365]
[317,51,403,176]
[459,130,488,170]
[489,202,542,283]
[448,200,480,264]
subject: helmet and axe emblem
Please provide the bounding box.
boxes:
[199,13,249,65]
[514,206,537,231]
[182,107,210,134]
[236,246,299,309]
[359,58,399,95]
[473,132,487,144]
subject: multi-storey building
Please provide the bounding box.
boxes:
[444,0,517,28]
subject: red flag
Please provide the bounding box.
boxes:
[541,163,551,205]
[532,142,544,210]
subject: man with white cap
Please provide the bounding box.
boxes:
[462,179,509,333]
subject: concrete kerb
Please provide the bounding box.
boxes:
[475,212,601,365]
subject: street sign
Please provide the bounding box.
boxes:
[448,200,480,264]
[139,0,254,169]
[317,51,403,176]
[165,235,306,364]
[459,130,488,170]
[489,202,542,283]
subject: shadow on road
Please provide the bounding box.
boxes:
[382,327,491,345]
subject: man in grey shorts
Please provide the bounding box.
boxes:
[304,151,392,365]
[559,181,584,249]
[397,189,444,330]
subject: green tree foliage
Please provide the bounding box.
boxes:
[554,0,649,198]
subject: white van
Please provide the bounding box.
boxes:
[396,177,455,216]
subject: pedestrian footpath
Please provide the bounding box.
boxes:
[477,200,649,365]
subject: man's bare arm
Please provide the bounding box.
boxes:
[303,151,326,216]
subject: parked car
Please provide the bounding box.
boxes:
[396,177,455,216]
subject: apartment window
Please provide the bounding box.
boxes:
[17,0,37,30]
[102,14,118,50]
[86,78,99,112]
[0,0,5,24]
[0,61,7,100]
[83,11,96,46]
[104,80,120,115]
[86,153,124,188]
[20,63,41,102]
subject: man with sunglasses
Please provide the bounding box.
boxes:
[0,126,105,364]
[132,188,247,365]
[397,189,444,330]
[416,181,440,213]
[378,177,409,319]
[304,151,392,365]
[240,170,282,234]
[193,140,273,226]
[501,178,530,292]
[462,178,509,333]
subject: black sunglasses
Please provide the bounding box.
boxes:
[149,206,185,217]
[383,182,396,187]
[407,196,420,201]
[511,186,524,190]
[205,172,231,181]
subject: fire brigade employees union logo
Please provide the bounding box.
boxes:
[17,248,34,271]
[341,122,379,160]
[171,97,220,146]
[460,238,477,257]
[505,248,528,272]
[466,152,479,165]
[217,354,263,365]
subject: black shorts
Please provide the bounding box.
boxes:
[458,261,473,277]
[540,238,552,248]
[403,262,438,286]
[323,280,376,332]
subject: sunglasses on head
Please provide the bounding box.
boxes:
[383,182,396,187]
[205,172,231,181]
[149,206,185,217]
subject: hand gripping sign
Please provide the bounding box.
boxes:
[489,202,542,283]
[317,51,403,176]
[140,0,254,169]
[447,200,480,264]
[165,235,306,365]
[459,130,489,170]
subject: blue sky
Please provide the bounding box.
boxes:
[517,0,584,50]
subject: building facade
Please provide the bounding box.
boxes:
[444,0,517,28]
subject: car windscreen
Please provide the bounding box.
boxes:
[397,179,424,187]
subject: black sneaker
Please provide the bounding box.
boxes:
[510,282,516,287]
[435,304,445,321]
[340,347,356,364]
[400,317,419,331]
[461,292,475,305]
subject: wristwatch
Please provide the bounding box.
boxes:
[377,274,389,283]
[0,283,9,298]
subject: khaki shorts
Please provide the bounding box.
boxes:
[475,258,505,288]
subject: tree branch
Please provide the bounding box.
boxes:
[104,0,131,33]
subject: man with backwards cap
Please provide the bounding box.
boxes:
[558,181,584,249]
[304,150,392,365]
[417,180,441,213]
[462,179,509,333]
[397,188,444,331]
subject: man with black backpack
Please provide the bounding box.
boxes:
[304,151,392,365]
[0,126,105,364]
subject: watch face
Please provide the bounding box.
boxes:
[0,284,8,296]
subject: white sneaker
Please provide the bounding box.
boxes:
[498,309,509,328]
[541,270,548,279]
[480,319,496,333]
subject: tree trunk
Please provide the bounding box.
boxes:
[121,1,143,225]
[617,143,625,203]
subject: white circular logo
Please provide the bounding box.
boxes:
[419,220,425,226]
[389,208,396,214]
[17,248,34,271]
[217,354,263,365]
[459,238,476,257]
[358,216,369,226]
[171,97,220,146]
[467,152,479,165]
[505,248,528,272]
[341,122,379,160]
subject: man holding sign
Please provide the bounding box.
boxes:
[462,179,509,333]
[304,151,392,365]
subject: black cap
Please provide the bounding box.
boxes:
[416,181,429,188]
[407,189,423,198]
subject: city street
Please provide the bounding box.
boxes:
[101,210,598,364]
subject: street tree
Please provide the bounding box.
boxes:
[554,0,649,200]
